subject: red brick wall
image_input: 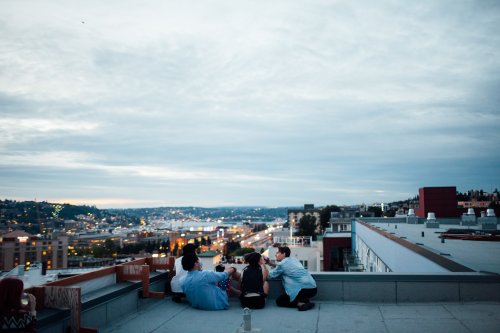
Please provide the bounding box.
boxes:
[416,186,461,218]
[323,236,352,271]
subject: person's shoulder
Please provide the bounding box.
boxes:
[282,257,300,267]
[280,257,291,264]
[201,269,219,276]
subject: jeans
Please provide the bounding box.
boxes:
[275,287,317,307]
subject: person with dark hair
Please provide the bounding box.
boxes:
[265,246,317,311]
[170,243,197,303]
[0,277,37,332]
[239,252,269,309]
[181,253,238,310]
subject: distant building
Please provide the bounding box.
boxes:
[322,231,351,271]
[287,204,321,235]
[458,201,491,209]
[323,211,354,271]
[415,186,461,218]
[0,230,68,271]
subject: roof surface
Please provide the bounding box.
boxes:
[1,230,33,238]
[99,297,500,333]
[367,222,500,274]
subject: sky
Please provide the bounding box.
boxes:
[1,1,499,208]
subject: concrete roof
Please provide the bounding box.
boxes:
[1,230,33,238]
[367,222,500,274]
[99,297,500,333]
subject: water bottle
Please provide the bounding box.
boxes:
[243,307,251,331]
[21,293,29,306]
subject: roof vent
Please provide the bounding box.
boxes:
[487,209,496,217]
[427,212,436,220]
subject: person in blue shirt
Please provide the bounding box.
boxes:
[181,253,238,310]
[266,246,317,311]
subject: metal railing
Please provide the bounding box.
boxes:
[272,236,313,247]
[343,249,365,272]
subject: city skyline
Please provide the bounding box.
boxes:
[1,1,499,208]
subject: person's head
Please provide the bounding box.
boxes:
[0,277,24,314]
[182,243,196,256]
[181,252,200,271]
[275,246,291,262]
[244,252,262,268]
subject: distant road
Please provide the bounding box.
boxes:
[241,230,272,252]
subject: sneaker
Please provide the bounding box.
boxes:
[298,302,315,311]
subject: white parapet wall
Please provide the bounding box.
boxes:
[355,221,449,273]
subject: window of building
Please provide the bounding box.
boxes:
[300,260,308,269]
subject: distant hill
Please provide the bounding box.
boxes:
[0,199,104,223]
[2,188,498,225]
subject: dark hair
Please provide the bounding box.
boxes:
[182,243,197,255]
[181,253,199,271]
[0,277,24,315]
[278,246,291,257]
[244,252,262,267]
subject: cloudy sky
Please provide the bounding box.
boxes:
[1,1,499,208]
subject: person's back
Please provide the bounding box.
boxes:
[183,270,230,310]
[181,252,236,310]
[240,266,264,295]
[170,257,187,292]
[0,277,37,332]
[239,252,269,309]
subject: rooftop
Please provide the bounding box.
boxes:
[364,221,500,274]
[99,297,500,333]
[9,217,500,333]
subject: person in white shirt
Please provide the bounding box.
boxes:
[170,243,197,303]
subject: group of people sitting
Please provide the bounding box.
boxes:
[0,277,37,332]
[170,244,317,311]
[0,245,313,333]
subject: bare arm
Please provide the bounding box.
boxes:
[26,293,36,316]
[265,258,276,268]
[238,269,244,290]
[260,257,269,280]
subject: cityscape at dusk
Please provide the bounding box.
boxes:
[1,2,500,332]
[1,1,499,209]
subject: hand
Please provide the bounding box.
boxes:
[26,293,36,315]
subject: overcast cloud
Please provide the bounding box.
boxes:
[1,0,499,208]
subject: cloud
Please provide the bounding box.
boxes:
[0,0,499,207]
[0,150,284,184]
[0,117,98,143]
